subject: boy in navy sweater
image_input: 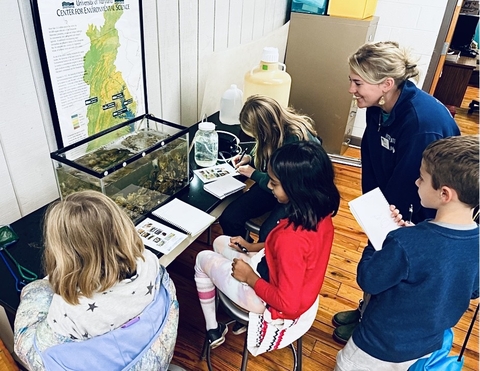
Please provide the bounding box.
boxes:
[335,135,479,370]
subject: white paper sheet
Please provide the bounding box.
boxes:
[348,187,400,251]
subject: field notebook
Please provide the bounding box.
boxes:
[151,198,215,236]
[348,187,400,251]
[203,176,245,199]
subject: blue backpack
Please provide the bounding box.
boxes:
[409,305,478,371]
[35,274,171,371]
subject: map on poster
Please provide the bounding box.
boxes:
[34,0,145,148]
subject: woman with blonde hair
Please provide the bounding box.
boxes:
[219,94,320,244]
[14,190,179,371]
[331,41,460,344]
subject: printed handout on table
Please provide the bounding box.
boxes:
[135,217,187,255]
[193,163,237,183]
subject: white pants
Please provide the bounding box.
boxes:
[334,338,419,371]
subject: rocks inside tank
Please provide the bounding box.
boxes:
[54,130,189,221]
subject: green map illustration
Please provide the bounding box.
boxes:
[84,8,137,149]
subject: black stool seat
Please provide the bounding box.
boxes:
[468,99,479,114]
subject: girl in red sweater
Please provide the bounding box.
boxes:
[194,141,340,353]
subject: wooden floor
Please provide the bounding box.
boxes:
[168,85,479,370]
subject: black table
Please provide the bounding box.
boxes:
[0,112,251,327]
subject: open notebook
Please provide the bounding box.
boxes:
[348,187,400,251]
[151,198,216,236]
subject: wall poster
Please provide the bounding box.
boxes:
[31,0,146,148]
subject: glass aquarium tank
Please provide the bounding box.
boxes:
[50,115,190,222]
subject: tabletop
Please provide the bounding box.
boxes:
[0,112,252,322]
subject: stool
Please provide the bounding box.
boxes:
[201,291,303,371]
[244,212,271,242]
[468,99,479,114]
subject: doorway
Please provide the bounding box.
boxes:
[423,0,461,94]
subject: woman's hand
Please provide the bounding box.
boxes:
[390,205,415,227]
[231,258,259,287]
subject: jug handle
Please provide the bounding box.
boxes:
[250,63,287,74]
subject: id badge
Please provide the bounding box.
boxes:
[381,136,390,150]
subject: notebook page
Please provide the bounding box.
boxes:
[151,198,216,236]
[348,187,400,251]
[203,176,245,199]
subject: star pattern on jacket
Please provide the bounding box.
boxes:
[87,302,98,312]
[146,282,153,295]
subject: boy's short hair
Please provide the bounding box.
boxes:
[422,135,479,208]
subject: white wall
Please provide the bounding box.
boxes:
[0,0,289,225]
[0,1,59,224]
[0,0,450,223]
[351,0,449,139]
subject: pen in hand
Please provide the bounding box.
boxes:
[235,242,249,254]
[408,204,413,224]
[236,148,248,168]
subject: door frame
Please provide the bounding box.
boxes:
[423,0,463,94]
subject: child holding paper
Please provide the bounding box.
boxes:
[335,135,479,370]
[195,141,340,352]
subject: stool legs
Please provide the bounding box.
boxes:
[203,331,303,370]
[297,337,303,371]
[240,331,249,371]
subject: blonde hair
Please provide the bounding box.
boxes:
[349,41,420,86]
[43,190,145,305]
[239,95,317,170]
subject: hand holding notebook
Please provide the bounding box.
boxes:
[348,187,400,251]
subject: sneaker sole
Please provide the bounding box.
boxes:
[232,326,247,336]
[210,326,228,349]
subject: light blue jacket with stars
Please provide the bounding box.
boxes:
[14,264,179,371]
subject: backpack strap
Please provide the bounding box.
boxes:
[458,304,479,362]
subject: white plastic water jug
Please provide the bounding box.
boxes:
[243,47,292,107]
[219,84,243,125]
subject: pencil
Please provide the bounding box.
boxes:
[408,204,413,223]
[236,148,248,167]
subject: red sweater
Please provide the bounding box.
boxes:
[253,216,334,320]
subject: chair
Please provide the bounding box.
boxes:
[200,290,303,371]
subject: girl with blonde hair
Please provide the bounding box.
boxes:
[14,190,179,371]
[219,94,320,244]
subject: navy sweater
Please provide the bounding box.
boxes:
[361,81,460,223]
[353,221,479,362]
